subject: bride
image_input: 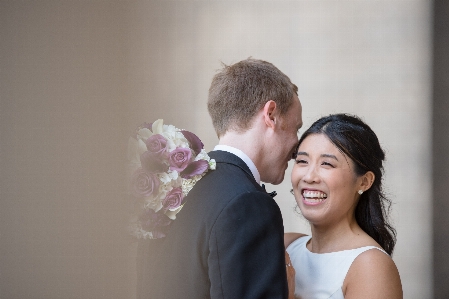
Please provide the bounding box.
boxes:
[285,114,402,299]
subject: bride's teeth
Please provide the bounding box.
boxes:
[302,190,327,202]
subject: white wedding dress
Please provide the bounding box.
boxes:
[286,236,388,299]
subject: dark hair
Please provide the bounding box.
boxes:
[208,58,298,137]
[297,113,397,255]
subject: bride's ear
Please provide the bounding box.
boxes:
[359,171,375,193]
[262,101,277,129]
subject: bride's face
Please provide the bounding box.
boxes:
[290,134,363,226]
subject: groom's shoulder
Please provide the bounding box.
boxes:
[207,150,242,165]
[200,152,256,189]
[184,151,263,206]
[179,150,273,216]
[207,150,252,176]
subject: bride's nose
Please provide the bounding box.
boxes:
[302,165,320,183]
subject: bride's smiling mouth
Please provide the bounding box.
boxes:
[302,189,328,205]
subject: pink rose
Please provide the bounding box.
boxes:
[162,187,184,211]
[145,134,168,156]
[168,148,192,172]
[131,167,160,198]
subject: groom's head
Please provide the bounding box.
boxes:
[208,58,302,184]
[208,58,298,138]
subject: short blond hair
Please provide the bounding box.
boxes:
[208,58,298,137]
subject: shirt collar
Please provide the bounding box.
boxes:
[213,145,261,184]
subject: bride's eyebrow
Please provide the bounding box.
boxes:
[296,152,339,161]
[322,154,338,161]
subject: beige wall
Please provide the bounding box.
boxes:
[1,1,432,298]
[1,1,131,298]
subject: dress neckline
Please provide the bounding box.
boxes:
[298,235,386,255]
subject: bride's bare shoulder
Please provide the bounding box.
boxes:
[343,248,402,298]
[284,232,308,248]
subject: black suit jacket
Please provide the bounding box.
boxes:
[137,150,288,299]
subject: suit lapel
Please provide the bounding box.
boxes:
[208,150,265,192]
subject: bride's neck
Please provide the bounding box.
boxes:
[308,219,363,253]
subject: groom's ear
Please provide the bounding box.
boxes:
[262,100,277,129]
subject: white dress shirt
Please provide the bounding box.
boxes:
[213,145,261,184]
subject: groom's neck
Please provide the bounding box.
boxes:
[218,129,263,170]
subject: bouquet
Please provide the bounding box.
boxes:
[127,119,216,239]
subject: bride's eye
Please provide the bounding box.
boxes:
[321,161,335,168]
[295,159,307,164]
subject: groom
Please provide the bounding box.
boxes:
[137,58,303,299]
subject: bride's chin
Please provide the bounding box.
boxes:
[302,215,324,226]
[299,206,326,222]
